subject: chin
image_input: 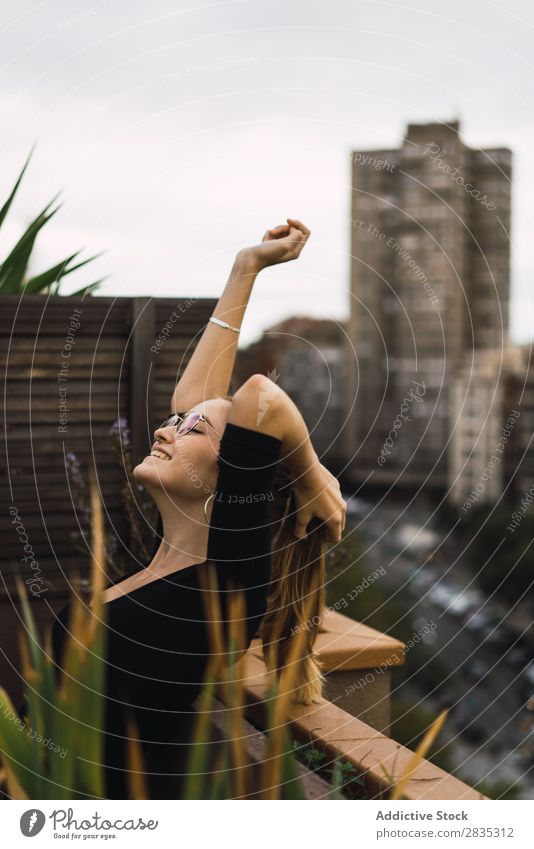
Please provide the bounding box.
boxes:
[132,460,149,481]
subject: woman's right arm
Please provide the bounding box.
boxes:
[227,374,346,542]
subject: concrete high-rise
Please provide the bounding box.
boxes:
[345,119,512,490]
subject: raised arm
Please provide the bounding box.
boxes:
[170,218,311,414]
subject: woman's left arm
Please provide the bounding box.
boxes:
[170,252,257,414]
[170,218,311,413]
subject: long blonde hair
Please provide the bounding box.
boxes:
[257,460,327,705]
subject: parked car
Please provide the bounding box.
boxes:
[463,608,499,635]
[447,591,475,618]
[429,582,458,610]
[410,566,439,592]
[465,657,492,681]
[520,664,534,701]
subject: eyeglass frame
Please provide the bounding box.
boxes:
[156,410,223,439]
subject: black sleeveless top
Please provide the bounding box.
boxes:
[48,422,282,798]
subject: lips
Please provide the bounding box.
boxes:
[150,442,172,459]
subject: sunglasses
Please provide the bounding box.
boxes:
[158,411,222,439]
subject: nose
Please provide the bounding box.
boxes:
[153,424,175,443]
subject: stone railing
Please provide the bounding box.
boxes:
[226,609,486,801]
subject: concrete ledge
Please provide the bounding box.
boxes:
[248,609,406,733]
[239,654,486,801]
[249,609,406,673]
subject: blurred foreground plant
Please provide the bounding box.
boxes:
[0,466,109,798]
[0,462,328,800]
[181,565,344,800]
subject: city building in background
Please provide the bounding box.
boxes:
[504,343,534,501]
[447,347,518,509]
[345,119,512,493]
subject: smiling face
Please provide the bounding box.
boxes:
[133,397,232,500]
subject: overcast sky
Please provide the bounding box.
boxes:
[1,0,532,345]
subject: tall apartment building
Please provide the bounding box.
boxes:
[504,343,534,502]
[345,119,512,490]
[448,347,520,509]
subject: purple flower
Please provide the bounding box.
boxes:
[109,417,131,448]
[65,451,84,488]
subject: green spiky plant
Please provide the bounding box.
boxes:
[1,465,374,800]
[0,147,104,296]
[181,564,343,800]
[0,467,320,800]
[0,467,109,799]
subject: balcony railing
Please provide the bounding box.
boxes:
[220,609,486,801]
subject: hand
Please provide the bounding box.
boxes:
[292,458,347,543]
[237,218,311,272]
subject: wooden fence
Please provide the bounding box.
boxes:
[0,294,218,596]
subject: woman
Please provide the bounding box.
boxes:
[49,217,347,799]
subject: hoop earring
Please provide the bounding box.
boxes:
[203,492,215,522]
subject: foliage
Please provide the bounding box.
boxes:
[292,741,368,799]
[0,467,108,799]
[181,568,323,800]
[0,147,104,296]
[470,777,520,800]
[461,504,534,604]
[0,476,325,800]
[390,699,454,773]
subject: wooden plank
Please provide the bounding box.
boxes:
[0,294,215,591]
[129,298,156,467]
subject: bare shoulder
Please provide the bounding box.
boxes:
[226,374,284,435]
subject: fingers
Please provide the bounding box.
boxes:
[329,504,346,541]
[293,516,310,540]
[287,217,311,238]
[267,224,290,237]
[295,505,346,543]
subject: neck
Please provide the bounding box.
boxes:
[147,497,211,574]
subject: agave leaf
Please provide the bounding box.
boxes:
[0,145,35,231]
[0,688,40,799]
[260,585,319,799]
[208,742,230,800]
[23,252,80,294]
[54,593,86,799]
[68,466,107,798]
[15,576,57,714]
[25,251,105,295]
[66,277,105,297]
[125,712,149,800]
[12,576,73,798]
[225,592,249,799]
[279,728,307,800]
[1,756,29,799]
[16,632,46,798]
[0,201,60,293]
